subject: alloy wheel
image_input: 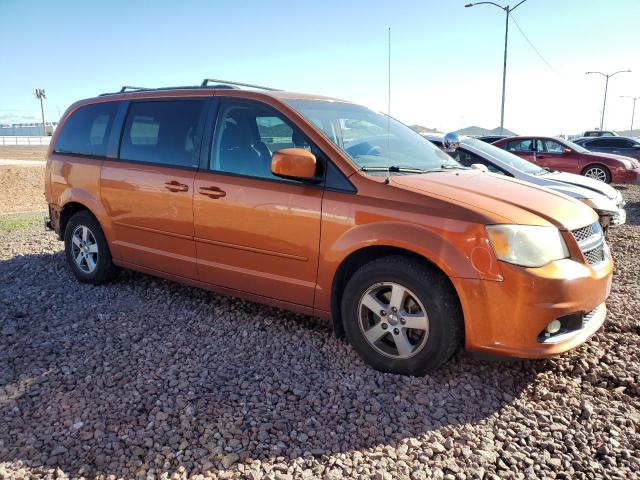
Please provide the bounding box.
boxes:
[71,225,99,274]
[357,282,429,359]
[584,167,608,182]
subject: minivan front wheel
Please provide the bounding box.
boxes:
[64,211,119,284]
[582,165,611,183]
[341,256,463,375]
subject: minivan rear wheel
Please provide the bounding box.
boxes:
[341,255,463,375]
[64,211,119,284]
[582,164,611,183]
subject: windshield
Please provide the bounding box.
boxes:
[284,99,460,173]
[461,137,545,175]
[563,139,590,153]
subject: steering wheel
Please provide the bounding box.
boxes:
[366,145,383,156]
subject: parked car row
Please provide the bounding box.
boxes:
[423,133,626,231]
[46,81,613,375]
[489,136,640,184]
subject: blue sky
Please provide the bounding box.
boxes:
[1,0,639,134]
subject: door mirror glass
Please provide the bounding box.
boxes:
[271,148,317,180]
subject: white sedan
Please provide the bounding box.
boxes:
[424,133,626,230]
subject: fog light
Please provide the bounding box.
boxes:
[546,320,562,334]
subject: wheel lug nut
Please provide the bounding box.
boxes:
[393,328,399,335]
[400,318,406,325]
[391,307,397,313]
[380,310,387,316]
[381,323,388,330]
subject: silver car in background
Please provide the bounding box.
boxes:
[424,133,626,231]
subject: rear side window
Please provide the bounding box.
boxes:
[589,138,631,148]
[505,139,534,152]
[119,100,205,168]
[54,102,119,156]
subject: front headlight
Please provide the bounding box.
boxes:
[486,225,569,268]
[579,197,618,214]
[619,159,633,169]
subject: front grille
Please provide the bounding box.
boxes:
[571,222,607,268]
[571,223,599,244]
[584,246,605,265]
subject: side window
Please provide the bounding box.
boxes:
[540,140,564,153]
[591,138,631,148]
[119,100,205,168]
[54,102,119,157]
[211,101,313,181]
[505,139,534,152]
[456,149,484,167]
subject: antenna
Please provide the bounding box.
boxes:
[386,26,391,180]
[388,27,391,119]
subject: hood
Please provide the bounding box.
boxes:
[391,170,598,231]
[545,171,619,200]
[585,151,638,165]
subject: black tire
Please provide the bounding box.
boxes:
[341,255,463,376]
[582,164,611,183]
[64,211,119,284]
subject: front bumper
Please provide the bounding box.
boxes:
[612,167,640,184]
[453,256,613,359]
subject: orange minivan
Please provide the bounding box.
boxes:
[45,80,613,375]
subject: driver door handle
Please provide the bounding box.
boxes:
[199,186,226,199]
[164,180,189,192]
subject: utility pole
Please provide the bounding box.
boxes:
[620,96,639,132]
[585,70,631,131]
[34,89,47,136]
[465,0,528,135]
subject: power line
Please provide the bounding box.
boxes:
[509,13,561,76]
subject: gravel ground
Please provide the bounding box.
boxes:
[0,146,49,161]
[0,186,639,479]
[0,166,47,214]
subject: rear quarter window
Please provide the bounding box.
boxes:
[54,102,119,156]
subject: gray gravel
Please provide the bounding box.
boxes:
[1,186,639,479]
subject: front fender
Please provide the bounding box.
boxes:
[315,220,503,313]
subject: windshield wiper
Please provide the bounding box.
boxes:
[360,165,427,174]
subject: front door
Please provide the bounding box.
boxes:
[193,98,323,306]
[534,138,579,173]
[101,99,207,279]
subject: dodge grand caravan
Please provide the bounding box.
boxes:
[45,79,613,375]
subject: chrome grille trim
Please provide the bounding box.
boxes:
[571,222,607,268]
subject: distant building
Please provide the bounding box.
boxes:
[0,122,57,136]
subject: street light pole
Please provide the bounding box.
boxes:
[620,96,639,132]
[465,0,528,135]
[585,70,631,131]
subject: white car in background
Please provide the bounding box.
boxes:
[424,133,626,231]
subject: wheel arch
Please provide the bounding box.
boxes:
[581,163,611,182]
[57,190,113,244]
[329,245,462,339]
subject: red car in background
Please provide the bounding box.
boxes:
[492,136,640,184]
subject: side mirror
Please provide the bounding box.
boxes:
[271,148,317,180]
[470,163,489,172]
[563,148,572,155]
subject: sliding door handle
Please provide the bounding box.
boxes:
[199,186,226,198]
[164,181,189,192]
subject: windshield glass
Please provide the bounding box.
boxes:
[284,99,460,173]
[461,137,545,174]
[563,139,589,153]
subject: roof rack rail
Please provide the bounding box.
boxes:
[201,78,280,91]
[119,86,148,93]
